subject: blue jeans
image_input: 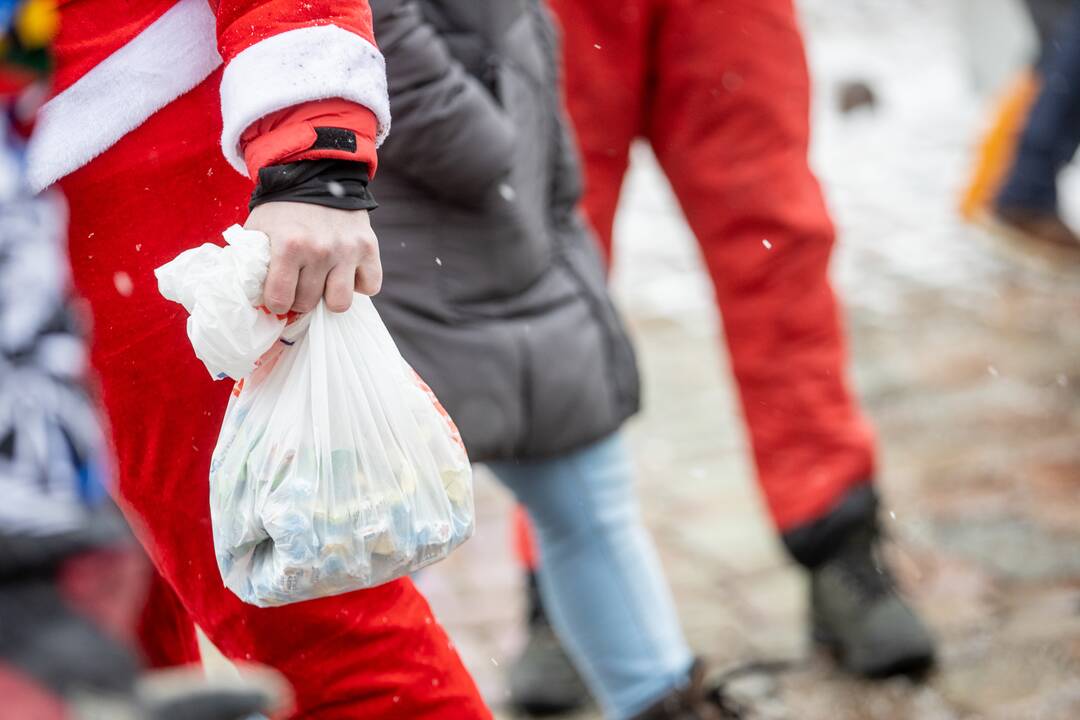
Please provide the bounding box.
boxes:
[997,0,1080,213]
[488,433,693,719]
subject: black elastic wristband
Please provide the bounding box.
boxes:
[249,159,378,211]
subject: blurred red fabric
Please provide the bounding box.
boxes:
[548,0,876,533]
[0,666,67,720]
[59,71,490,720]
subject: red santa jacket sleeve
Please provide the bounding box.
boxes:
[212,0,390,178]
[239,98,379,180]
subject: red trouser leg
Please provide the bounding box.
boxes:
[551,0,876,535]
[547,0,652,256]
[61,74,491,720]
[138,569,201,669]
[0,666,67,719]
[646,0,876,532]
[511,507,539,571]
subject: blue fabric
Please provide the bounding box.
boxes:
[0,1,16,33]
[489,433,693,719]
[997,0,1080,213]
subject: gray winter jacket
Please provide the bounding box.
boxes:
[368,0,640,462]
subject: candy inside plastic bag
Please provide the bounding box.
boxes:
[156,225,475,606]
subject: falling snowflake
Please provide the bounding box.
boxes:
[113,271,134,297]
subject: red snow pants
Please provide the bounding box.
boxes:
[548,0,876,533]
[59,72,491,720]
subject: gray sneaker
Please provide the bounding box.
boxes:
[810,521,936,678]
[508,616,590,716]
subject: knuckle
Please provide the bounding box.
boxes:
[361,269,383,296]
[263,285,286,305]
[279,235,306,256]
[326,296,351,313]
[262,278,289,307]
[357,237,379,262]
[331,236,356,259]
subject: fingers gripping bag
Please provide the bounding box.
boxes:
[155,225,475,607]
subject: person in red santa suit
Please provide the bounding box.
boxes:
[25,2,492,718]
[507,0,937,713]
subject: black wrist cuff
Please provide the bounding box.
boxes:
[249,159,378,212]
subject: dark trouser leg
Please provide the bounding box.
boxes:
[997,1,1080,213]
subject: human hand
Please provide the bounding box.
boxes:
[244,202,381,314]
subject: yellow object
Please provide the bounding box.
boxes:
[15,0,59,49]
[960,70,1041,221]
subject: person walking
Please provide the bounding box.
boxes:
[989,0,1080,250]
[509,0,937,711]
[368,1,745,718]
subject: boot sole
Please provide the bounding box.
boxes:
[812,627,935,680]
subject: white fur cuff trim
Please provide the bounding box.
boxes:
[220,25,391,177]
[26,0,222,192]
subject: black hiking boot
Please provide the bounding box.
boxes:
[629,660,746,720]
[507,573,590,716]
[809,518,935,678]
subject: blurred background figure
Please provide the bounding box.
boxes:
[369,1,756,717]
[963,0,1080,251]
[0,2,284,716]
[506,0,936,712]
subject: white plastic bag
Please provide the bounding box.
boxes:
[155,225,474,607]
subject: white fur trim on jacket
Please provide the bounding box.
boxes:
[219,24,390,177]
[26,0,223,192]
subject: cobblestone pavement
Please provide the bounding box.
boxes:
[417,3,1080,718]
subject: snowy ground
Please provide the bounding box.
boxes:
[418,2,1080,718]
